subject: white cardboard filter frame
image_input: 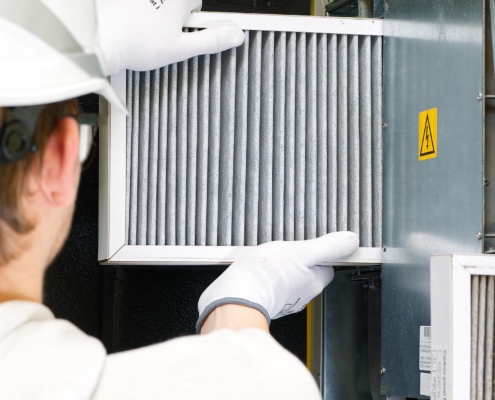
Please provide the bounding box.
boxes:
[430,254,495,400]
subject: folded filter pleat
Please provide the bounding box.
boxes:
[186,56,199,246]
[196,56,209,246]
[284,32,296,242]
[259,31,275,244]
[166,63,177,245]
[273,31,286,242]
[359,36,372,248]
[218,48,236,246]
[176,60,188,246]
[316,33,328,239]
[206,53,221,246]
[156,66,168,245]
[147,69,160,245]
[232,31,250,246]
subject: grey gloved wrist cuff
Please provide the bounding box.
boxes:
[196,298,271,334]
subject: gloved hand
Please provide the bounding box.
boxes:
[197,232,359,332]
[95,0,245,76]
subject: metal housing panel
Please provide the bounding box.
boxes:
[321,275,370,400]
[382,0,484,397]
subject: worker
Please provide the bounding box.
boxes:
[0,1,359,399]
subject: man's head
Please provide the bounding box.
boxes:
[0,100,82,271]
[0,1,126,304]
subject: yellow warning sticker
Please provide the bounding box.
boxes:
[418,108,437,161]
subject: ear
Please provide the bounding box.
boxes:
[40,117,80,207]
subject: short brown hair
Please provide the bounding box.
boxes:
[0,100,79,264]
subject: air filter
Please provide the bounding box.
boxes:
[430,254,495,400]
[99,13,384,265]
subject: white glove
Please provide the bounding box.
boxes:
[96,0,245,76]
[197,232,359,332]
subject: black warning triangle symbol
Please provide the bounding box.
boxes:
[420,115,435,157]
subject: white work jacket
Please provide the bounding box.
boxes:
[0,301,320,399]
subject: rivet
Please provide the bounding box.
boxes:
[477,92,483,101]
[477,232,483,240]
[381,368,386,375]
[484,179,490,186]
[382,123,388,130]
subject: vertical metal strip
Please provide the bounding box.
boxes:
[259,31,275,244]
[273,31,286,241]
[218,48,237,246]
[316,33,328,238]
[305,32,317,240]
[245,30,262,246]
[129,71,140,245]
[381,37,396,245]
[489,0,495,81]
[328,34,338,233]
[166,64,177,245]
[157,66,168,245]
[484,276,494,400]
[295,32,306,240]
[176,60,188,245]
[284,32,296,241]
[196,55,210,246]
[472,275,480,400]
[348,35,360,237]
[137,71,150,245]
[371,36,383,247]
[187,56,199,246]
[477,275,487,400]
[206,53,221,245]
[337,35,348,231]
[232,32,249,246]
[125,70,133,244]
[359,36,372,247]
[146,69,160,245]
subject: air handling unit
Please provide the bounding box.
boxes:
[99,4,495,398]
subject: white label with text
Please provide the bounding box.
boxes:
[420,325,432,371]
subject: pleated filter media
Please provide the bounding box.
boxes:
[471,275,495,400]
[125,30,383,249]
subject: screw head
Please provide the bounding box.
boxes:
[478,92,483,101]
[381,368,386,375]
[382,123,388,130]
[477,232,483,240]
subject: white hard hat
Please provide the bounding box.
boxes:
[0,0,126,113]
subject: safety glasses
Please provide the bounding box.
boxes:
[0,107,99,166]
